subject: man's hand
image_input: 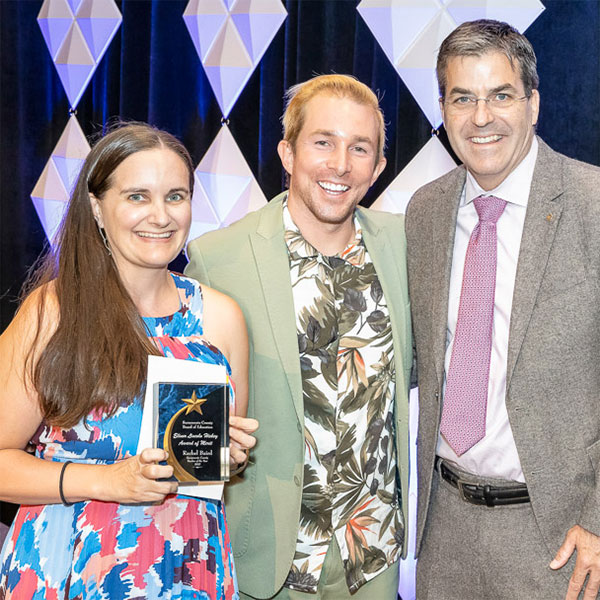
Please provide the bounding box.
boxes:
[550,525,600,599]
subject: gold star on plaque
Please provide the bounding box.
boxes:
[182,390,207,415]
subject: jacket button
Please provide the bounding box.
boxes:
[294,475,300,486]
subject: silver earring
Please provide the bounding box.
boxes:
[96,223,112,256]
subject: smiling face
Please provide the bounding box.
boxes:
[278,93,386,240]
[440,52,540,190]
[90,147,191,281]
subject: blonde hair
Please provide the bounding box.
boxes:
[282,74,386,162]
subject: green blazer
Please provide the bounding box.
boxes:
[185,193,412,599]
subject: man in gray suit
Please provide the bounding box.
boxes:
[186,75,412,599]
[406,19,600,599]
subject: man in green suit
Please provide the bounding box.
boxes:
[185,74,412,600]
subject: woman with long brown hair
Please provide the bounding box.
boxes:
[0,123,257,599]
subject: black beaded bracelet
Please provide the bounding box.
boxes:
[59,460,74,506]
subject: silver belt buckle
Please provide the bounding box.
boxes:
[456,478,471,503]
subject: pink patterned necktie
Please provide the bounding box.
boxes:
[440,195,507,456]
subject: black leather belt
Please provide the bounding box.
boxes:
[437,458,530,507]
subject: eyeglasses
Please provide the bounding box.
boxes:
[443,92,530,113]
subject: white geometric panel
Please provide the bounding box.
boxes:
[189,124,267,242]
[188,182,221,243]
[184,0,287,117]
[357,0,545,127]
[230,0,290,63]
[357,0,440,67]
[371,136,456,214]
[38,0,122,109]
[445,0,546,34]
[395,10,456,127]
[31,115,90,243]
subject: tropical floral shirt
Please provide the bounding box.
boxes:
[282,204,403,594]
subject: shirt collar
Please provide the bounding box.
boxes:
[463,136,539,207]
[282,200,365,266]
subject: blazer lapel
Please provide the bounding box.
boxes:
[506,140,564,392]
[249,195,304,422]
[431,169,466,385]
[359,211,408,385]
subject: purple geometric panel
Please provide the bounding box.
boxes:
[183,0,228,62]
[38,0,122,109]
[201,17,254,116]
[204,17,252,66]
[53,20,95,109]
[54,64,95,112]
[66,0,84,14]
[184,0,286,117]
[230,4,287,63]
[31,197,70,243]
[38,20,73,61]
[77,18,122,61]
[33,160,69,205]
[202,66,254,118]
[38,0,73,59]
[53,156,86,193]
[31,115,90,244]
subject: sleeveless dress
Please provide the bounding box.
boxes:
[0,274,239,600]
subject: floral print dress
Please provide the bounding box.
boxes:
[0,274,238,600]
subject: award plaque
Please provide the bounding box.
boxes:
[154,381,230,482]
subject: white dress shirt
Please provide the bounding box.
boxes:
[438,137,539,482]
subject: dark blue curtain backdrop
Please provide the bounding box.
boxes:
[0,0,599,525]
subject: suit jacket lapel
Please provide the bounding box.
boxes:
[249,194,304,422]
[431,169,466,385]
[506,139,564,392]
[359,210,408,387]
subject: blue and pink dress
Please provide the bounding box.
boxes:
[0,274,238,600]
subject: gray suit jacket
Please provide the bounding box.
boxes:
[406,138,600,560]
[185,193,412,599]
